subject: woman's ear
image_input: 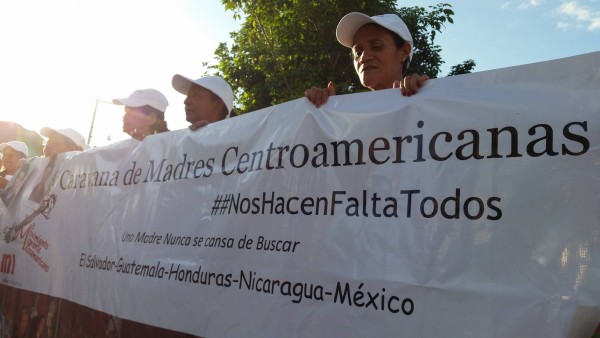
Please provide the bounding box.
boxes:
[401,43,412,62]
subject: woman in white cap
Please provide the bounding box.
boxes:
[171,74,234,131]
[0,141,29,190]
[305,12,429,107]
[40,127,86,157]
[112,88,170,141]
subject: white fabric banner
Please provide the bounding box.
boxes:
[1,52,599,337]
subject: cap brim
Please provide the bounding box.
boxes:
[41,127,86,149]
[172,74,194,95]
[40,127,57,139]
[112,97,146,108]
[336,12,377,48]
[0,142,28,156]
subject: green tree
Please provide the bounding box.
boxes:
[447,59,477,76]
[212,1,472,114]
[398,4,454,78]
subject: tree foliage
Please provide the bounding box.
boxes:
[211,1,473,114]
[447,59,477,76]
[398,4,454,78]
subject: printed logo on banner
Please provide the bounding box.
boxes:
[2,194,56,272]
[3,194,57,243]
[1,157,61,273]
[0,253,16,275]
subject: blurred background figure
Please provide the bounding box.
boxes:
[25,315,45,338]
[0,121,43,156]
[0,141,29,190]
[112,89,169,141]
[12,307,29,338]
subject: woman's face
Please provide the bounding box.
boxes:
[352,24,408,91]
[17,311,28,331]
[122,106,154,136]
[36,318,46,335]
[2,147,25,174]
[184,84,225,124]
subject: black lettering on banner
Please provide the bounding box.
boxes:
[214,120,589,178]
[238,270,323,304]
[333,282,413,315]
[222,189,502,220]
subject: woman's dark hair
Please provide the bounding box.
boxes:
[139,105,169,134]
[207,91,230,119]
[389,28,410,74]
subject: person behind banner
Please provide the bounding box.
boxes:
[25,315,45,338]
[0,141,29,190]
[112,89,170,141]
[40,127,86,157]
[1,160,32,207]
[171,74,234,131]
[305,12,429,107]
[28,156,58,204]
[12,307,29,338]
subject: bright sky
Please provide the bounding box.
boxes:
[0,0,598,148]
[0,1,238,147]
[402,0,600,75]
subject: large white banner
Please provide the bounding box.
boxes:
[1,52,599,337]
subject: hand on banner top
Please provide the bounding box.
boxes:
[128,128,148,141]
[305,72,428,108]
[189,120,210,131]
[394,73,429,97]
[304,82,336,109]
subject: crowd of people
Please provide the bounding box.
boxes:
[0,11,427,199]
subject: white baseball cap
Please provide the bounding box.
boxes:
[336,12,414,64]
[40,127,87,150]
[0,141,29,157]
[112,89,169,113]
[172,75,234,117]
